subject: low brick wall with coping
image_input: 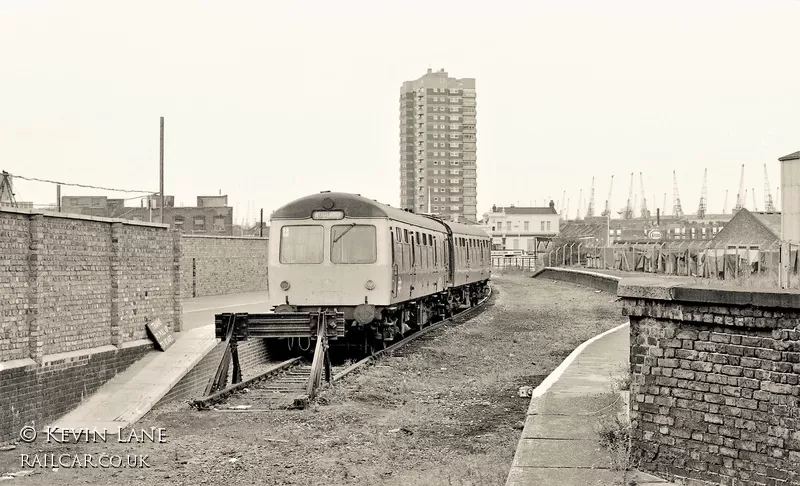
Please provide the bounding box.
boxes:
[531,267,622,293]
[619,278,800,485]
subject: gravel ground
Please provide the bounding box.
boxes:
[0,271,625,486]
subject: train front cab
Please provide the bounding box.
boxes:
[268,213,393,321]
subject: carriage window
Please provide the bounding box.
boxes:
[404,229,409,243]
[423,234,428,245]
[331,225,377,264]
[280,225,324,264]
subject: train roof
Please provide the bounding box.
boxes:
[272,192,445,232]
[272,192,489,238]
[447,220,491,237]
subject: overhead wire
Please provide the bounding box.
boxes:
[6,172,157,194]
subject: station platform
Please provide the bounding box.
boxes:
[506,321,676,486]
[48,291,271,433]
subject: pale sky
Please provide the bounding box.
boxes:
[1,0,799,224]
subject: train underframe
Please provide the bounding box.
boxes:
[272,280,491,358]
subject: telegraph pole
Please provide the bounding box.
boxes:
[260,208,264,237]
[56,184,61,212]
[159,116,165,224]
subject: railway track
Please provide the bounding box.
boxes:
[192,286,494,412]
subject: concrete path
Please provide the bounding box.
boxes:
[506,322,677,486]
[48,291,271,433]
[182,290,270,330]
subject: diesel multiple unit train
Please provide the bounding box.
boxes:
[252,191,492,356]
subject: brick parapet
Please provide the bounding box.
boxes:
[620,278,800,485]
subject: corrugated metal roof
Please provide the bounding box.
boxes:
[559,221,606,239]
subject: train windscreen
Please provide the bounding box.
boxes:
[279,225,324,264]
[331,224,377,264]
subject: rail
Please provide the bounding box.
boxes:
[192,286,493,409]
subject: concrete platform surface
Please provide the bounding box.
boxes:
[506,322,678,486]
[182,290,271,330]
[49,291,271,432]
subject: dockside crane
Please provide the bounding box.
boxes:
[697,168,708,218]
[639,172,650,219]
[586,177,596,218]
[622,172,634,219]
[601,175,614,217]
[723,190,728,214]
[0,172,17,207]
[662,193,667,216]
[764,164,776,212]
[734,164,745,212]
[672,171,684,218]
[560,191,566,219]
[577,189,583,220]
[752,188,758,212]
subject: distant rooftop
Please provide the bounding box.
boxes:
[489,201,557,215]
[779,151,800,162]
[750,211,781,237]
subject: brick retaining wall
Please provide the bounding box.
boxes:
[0,208,179,443]
[619,279,800,485]
[181,235,269,299]
[157,339,272,404]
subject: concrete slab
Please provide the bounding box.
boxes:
[49,291,269,432]
[521,414,604,440]
[512,438,612,469]
[507,467,624,486]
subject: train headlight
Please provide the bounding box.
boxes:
[365,280,375,290]
[280,281,291,291]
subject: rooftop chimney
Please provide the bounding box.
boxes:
[427,68,432,74]
[549,200,555,209]
[492,204,497,212]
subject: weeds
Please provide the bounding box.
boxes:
[596,366,641,485]
[609,365,631,394]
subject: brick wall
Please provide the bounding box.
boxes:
[156,339,272,405]
[0,208,180,363]
[181,235,269,298]
[620,280,800,485]
[0,207,180,443]
[0,211,31,361]
[0,343,154,443]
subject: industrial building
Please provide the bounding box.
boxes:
[400,69,477,223]
[60,195,234,235]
